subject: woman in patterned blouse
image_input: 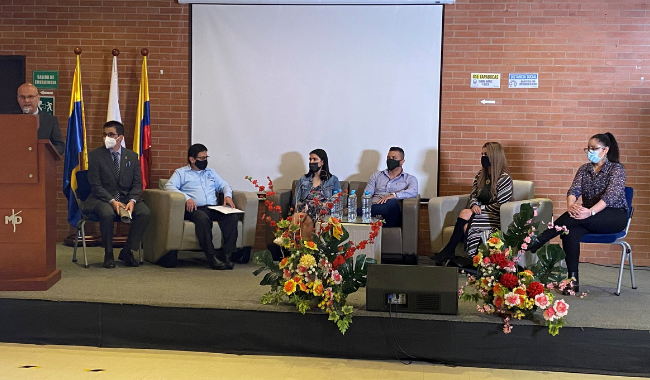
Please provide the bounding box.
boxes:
[529,132,628,294]
[431,142,514,266]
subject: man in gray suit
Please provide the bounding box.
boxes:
[83,120,150,268]
[16,83,65,155]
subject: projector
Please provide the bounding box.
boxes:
[366,264,458,315]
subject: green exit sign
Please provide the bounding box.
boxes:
[33,70,58,89]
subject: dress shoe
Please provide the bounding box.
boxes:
[118,249,140,267]
[103,253,116,269]
[223,253,234,270]
[562,271,580,295]
[207,255,228,270]
[429,250,455,266]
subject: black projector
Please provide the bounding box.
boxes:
[366,264,458,315]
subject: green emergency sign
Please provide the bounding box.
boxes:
[33,71,59,89]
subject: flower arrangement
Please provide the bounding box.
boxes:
[460,203,572,336]
[247,176,382,334]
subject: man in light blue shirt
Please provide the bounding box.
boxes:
[364,147,418,228]
[165,143,238,270]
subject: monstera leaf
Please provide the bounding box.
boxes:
[529,244,567,284]
[503,203,540,253]
[338,254,376,295]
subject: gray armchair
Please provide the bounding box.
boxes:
[142,179,259,265]
[428,180,553,263]
[348,181,420,261]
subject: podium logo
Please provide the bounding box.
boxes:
[5,209,23,233]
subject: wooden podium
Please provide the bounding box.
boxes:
[0,114,61,290]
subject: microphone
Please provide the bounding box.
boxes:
[22,107,31,114]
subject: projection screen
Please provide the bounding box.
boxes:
[191,4,443,197]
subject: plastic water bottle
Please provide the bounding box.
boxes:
[331,190,340,219]
[362,191,372,223]
[347,190,357,222]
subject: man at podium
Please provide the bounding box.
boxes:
[83,121,151,269]
[16,83,65,155]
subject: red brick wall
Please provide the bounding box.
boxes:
[439,0,650,266]
[2,0,648,267]
[0,0,190,241]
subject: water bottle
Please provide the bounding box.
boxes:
[347,190,357,222]
[362,191,372,223]
[330,190,340,219]
[335,189,343,219]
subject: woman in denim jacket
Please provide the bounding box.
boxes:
[292,149,341,237]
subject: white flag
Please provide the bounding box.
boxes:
[107,55,126,147]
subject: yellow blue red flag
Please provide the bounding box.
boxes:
[133,55,151,189]
[62,54,88,226]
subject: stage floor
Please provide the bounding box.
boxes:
[0,244,648,331]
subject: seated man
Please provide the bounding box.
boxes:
[364,146,418,228]
[15,83,65,155]
[83,120,150,268]
[164,144,238,270]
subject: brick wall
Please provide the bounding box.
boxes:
[0,0,190,241]
[2,0,648,266]
[438,0,650,266]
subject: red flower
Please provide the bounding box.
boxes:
[252,180,258,186]
[344,246,356,259]
[332,255,345,269]
[326,202,334,209]
[268,206,273,211]
[269,221,277,227]
[275,205,282,212]
[357,240,367,250]
[527,281,545,297]
[494,296,503,308]
[500,273,519,289]
[490,253,509,268]
[264,200,271,207]
[259,186,265,192]
[266,191,276,197]
[313,198,320,205]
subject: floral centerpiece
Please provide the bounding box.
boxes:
[247,176,382,334]
[460,203,573,336]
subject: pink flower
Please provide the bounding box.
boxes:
[524,236,531,244]
[482,257,491,266]
[504,292,522,307]
[503,323,512,334]
[543,306,557,321]
[331,270,342,284]
[534,293,550,309]
[505,261,517,272]
[548,222,554,228]
[534,209,538,217]
[531,226,536,232]
[297,264,308,274]
[521,243,528,250]
[555,225,562,231]
[554,299,569,317]
[527,219,533,224]
[283,269,291,280]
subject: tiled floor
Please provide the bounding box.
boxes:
[0,343,642,380]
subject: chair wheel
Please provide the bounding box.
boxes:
[614,292,620,296]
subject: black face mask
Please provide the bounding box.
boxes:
[386,158,400,171]
[481,156,490,168]
[195,160,208,170]
[309,163,320,173]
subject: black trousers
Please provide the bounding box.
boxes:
[92,201,151,255]
[370,199,402,228]
[184,206,239,258]
[537,207,627,273]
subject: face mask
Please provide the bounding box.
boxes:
[195,160,208,170]
[387,159,400,171]
[309,163,320,173]
[481,156,490,168]
[587,150,602,164]
[104,137,117,150]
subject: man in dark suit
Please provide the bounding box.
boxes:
[82,120,151,268]
[16,83,65,155]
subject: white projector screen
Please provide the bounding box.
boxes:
[191,4,442,198]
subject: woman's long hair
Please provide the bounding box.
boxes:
[305,148,333,181]
[591,132,621,164]
[478,142,510,200]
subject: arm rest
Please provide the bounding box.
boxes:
[499,198,554,233]
[428,194,470,253]
[401,196,421,255]
[232,190,260,247]
[142,189,187,263]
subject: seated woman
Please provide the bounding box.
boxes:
[292,149,341,239]
[431,142,513,266]
[528,133,627,295]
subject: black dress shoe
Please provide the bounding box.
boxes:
[429,251,455,266]
[207,255,228,270]
[118,250,140,267]
[103,254,116,269]
[223,253,234,270]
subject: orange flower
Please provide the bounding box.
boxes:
[299,282,308,292]
[473,255,481,265]
[313,281,324,296]
[284,280,297,295]
[279,257,288,268]
[304,241,318,250]
[514,288,526,296]
[492,284,501,294]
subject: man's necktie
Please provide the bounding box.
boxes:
[112,151,121,202]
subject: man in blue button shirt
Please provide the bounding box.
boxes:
[364,147,418,228]
[164,144,238,270]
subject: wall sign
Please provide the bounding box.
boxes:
[471,73,500,88]
[33,71,59,89]
[509,73,538,88]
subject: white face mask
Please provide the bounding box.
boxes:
[104,137,117,149]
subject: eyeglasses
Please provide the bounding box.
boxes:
[102,132,119,138]
[583,147,604,153]
[18,95,38,101]
[195,156,209,161]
